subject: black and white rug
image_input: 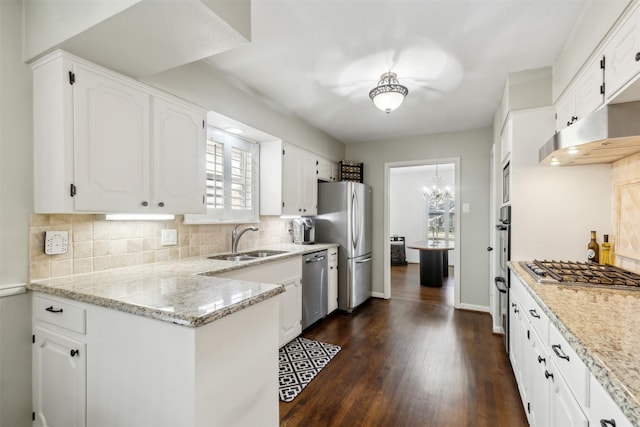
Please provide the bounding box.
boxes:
[278,337,341,402]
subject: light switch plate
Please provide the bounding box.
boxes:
[44,231,69,255]
[161,229,177,246]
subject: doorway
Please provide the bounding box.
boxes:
[383,158,461,307]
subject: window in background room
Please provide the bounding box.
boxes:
[184,127,259,224]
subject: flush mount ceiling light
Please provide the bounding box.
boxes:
[368,72,409,113]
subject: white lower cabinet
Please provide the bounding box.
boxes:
[529,329,550,427]
[589,374,633,427]
[33,291,280,427]
[33,326,86,427]
[32,294,88,427]
[327,248,338,314]
[510,272,633,427]
[214,256,303,347]
[549,362,588,427]
[279,277,302,347]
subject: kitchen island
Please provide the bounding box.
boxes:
[28,243,336,427]
[509,261,640,427]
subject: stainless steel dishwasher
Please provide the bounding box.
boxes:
[302,250,328,329]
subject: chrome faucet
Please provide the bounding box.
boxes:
[231,225,259,253]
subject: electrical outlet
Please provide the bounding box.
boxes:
[161,229,177,246]
[44,231,69,255]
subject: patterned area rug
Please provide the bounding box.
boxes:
[279,337,341,402]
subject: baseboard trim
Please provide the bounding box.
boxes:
[458,303,490,313]
[371,291,386,299]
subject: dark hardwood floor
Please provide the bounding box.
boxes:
[279,264,527,427]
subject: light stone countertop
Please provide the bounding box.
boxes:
[509,261,640,426]
[28,243,337,328]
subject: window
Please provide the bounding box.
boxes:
[184,127,259,224]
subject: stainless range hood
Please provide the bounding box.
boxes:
[539,101,640,165]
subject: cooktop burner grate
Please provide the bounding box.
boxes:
[521,260,640,289]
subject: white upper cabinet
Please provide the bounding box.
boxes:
[72,63,151,212]
[604,4,640,99]
[32,50,206,214]
[316,157,339,182]
[260,140,318,216]
[555,55,604,132]
[152,96,207,213]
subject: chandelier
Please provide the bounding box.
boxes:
[368,72,409,113]
[422,165,454,204]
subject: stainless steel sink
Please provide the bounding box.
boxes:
[241,250,288,258]
[225,255,258,261]
[207,250,287,262]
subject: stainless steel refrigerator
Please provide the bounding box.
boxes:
[314,182,372,312]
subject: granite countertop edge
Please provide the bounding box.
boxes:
[28,243,338,329]
[509,261,640,427]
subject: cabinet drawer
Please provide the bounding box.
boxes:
[34,295,86,335]
[520,287,549,344]
[549,323,589,407]
[589,375,633,427]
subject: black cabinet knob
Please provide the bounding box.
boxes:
[538,355,546,364]
[600,419,616,427]
[70,349,79,358]
[487,247,493,251]
[141,201,148,207]
[635,52,640,62]
[158,202,165,207]
[544,370,554,380]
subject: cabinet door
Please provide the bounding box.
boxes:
[317,157,338,182]
[73,63,151,212]
[555,89,576,132]
[282,144,302,216]
[509,298,530,416]
[589,374,633,427]
[33,326,86,427]
[549,361,588,427]
[300,150,318,215]
[327,249,338,313]
[153,97,207,214]
[574,55,604,120]
[279,278,302,347]
[530,331,551,427]
[331,163,340,182]
[604,5,640,99]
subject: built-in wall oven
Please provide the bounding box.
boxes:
[494,205,511,352]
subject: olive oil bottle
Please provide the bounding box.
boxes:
[601,234,612,265]
[587,231,599,264]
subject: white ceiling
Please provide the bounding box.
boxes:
[203,0,588,144]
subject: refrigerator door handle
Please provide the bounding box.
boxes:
[352,188,360,252]
[355,256,372,263]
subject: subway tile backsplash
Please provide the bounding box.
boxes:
[29,214,292,280]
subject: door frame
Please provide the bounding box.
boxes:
[383,157,461,308]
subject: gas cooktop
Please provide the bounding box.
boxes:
[520,260,640,290]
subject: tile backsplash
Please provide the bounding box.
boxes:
[612,151,640,273]
[30,214,293,280]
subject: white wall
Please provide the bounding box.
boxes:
[0,2,34,426]
[390,165,455,264]
[23,0,141,61]
[509,107,612,261]
[346,128,493,308]
[142,61,345,161]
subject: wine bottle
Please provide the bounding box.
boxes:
[587,230,599,264]
[601,234,611,265]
